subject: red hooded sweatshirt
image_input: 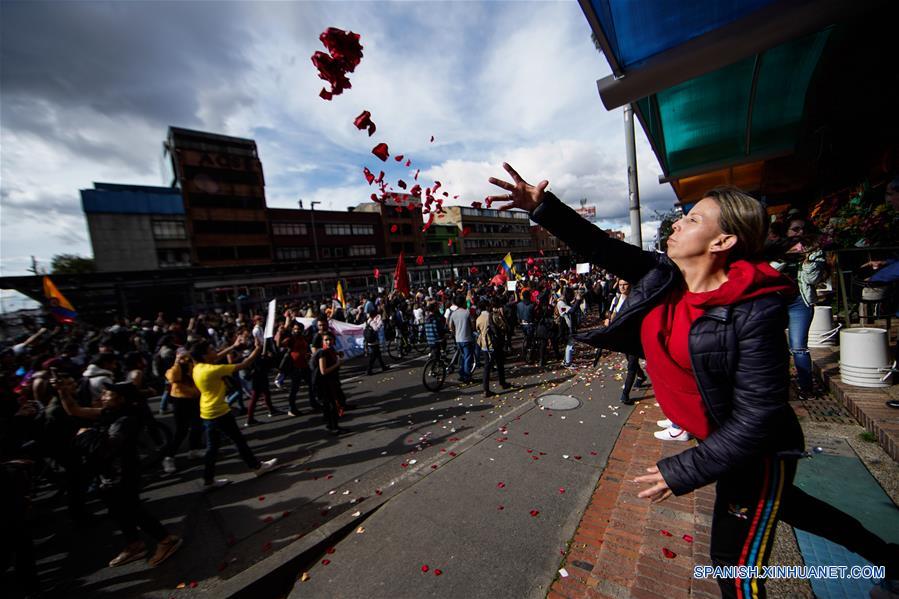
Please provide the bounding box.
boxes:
[640,260,796,440]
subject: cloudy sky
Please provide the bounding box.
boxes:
[0,0,677,290]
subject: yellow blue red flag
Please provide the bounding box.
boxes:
[43,276,77,323]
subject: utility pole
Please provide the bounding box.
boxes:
[624,103,642,248]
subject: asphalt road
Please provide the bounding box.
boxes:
[19,338,642,599]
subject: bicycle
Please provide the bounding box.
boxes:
[421,342,477,392]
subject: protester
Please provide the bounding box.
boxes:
[190,336,279,489]
[364,311,389,375]
[448,294,475,384]
[280,322,315,415]
[312,332,349,435]
[476,297,511,397]
[161,348,203,474]
[489,163,898,598]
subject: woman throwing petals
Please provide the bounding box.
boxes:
[488,163,897,598]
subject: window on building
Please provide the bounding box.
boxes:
[348,245,376,257]
[156,249,191,268]
[351,224,374,235]
[192,220,267,235]
[333,247,345,258]
[272,222,307,236]
[324,224,352,236]
[152,220,187,240]
[275,247,311,261]
[321,247,332,257]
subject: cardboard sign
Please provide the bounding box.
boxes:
[264,299,277,339]
[576,262,591,274]
[506,281,518,291]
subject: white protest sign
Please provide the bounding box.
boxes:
[264,299,277,339]
[506,280,517,291]
[576,262,591,274]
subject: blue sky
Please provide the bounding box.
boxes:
[0,0,676,304]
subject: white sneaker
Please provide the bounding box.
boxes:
[254,458,280,477]
[162,456,176,474]
[274,379,283,390]
[654,426,691,442]
[656,419,673,429]
[202,478,232,491]
[187,449,202,459]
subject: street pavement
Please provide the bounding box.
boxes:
[19,339,639,599]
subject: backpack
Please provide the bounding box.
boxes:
[75,377,94,407]
[364,323,377,344]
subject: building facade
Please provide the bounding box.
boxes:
[81,183,190,272]
[268,206,384,262]
[440,206,533,255]
[164,127,272,266]
[354,195,424,256]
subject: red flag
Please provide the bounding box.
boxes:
[393,251,410,296]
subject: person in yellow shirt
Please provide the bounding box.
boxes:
[190,335,278,489]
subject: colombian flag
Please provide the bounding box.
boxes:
[336,280,346,309]
[43,276,77,323]
[501,252,517,279]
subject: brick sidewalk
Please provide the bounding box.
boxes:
[550,389,721,599]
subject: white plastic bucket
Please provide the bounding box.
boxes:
[839,375,891,388]
[808,307,840,347]
[839,328,889,369]
[839,363,891,375]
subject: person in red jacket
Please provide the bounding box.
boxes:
[489,163,897,599]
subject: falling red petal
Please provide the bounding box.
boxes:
[363,167,375,185]
[416,255,424,266]
[353,110,376,136]
[414,169,420,181]
[397,180,407,189]
[376,171,385,183]
[471,201,482,209]
[421,213,435,233]
[318,27,363,72]
[447,239,452,246]
[373,268,380,278]
[405,159,411,167]
[372,143,389,162]
[319,89,333,100]
[662,548,677,559]
[430,135,435,142]
[461,226,471,237]
[395,154,404,162]
[390,224,398,233]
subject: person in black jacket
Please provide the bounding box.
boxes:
[488,163,897,598]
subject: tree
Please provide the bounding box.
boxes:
[50,254,95,275]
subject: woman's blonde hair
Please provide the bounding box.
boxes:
[703,186,768,262]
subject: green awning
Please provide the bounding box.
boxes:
[635,28,830,179]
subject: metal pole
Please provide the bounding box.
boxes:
[624,103,642,248]
[310,201,321,261]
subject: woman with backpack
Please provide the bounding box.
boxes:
[488,163,897,598]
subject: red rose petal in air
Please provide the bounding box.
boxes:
[397,180,407,190]
[461,226,471,237]
[447,239,453,247]
[406,203,416,212]
[372,143,389,162]
[683,534,694,543]
[353,110,376,136]
[659,529,673,537]
[322,559,331,565]
[453,195,459,199]
[319,27,363,72]
[416,255,424,266]
[662,548,677,559]
[394,154,404,162]
[530,510,540,517]
[405,159,411,167]
[319,89,333,101]
[370,193,379,202]
[373,268,380,278]
[363,167,375,185]
[421,213,435,233]
[421,565,429,572]
[414,169,420,181]
[434,569,442,576]
[430,135,435,142]
[376,171,385,184]
[390,224,398,233]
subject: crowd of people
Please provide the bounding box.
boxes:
[2,170,897,597]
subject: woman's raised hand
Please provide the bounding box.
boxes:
[487,163,548,214]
